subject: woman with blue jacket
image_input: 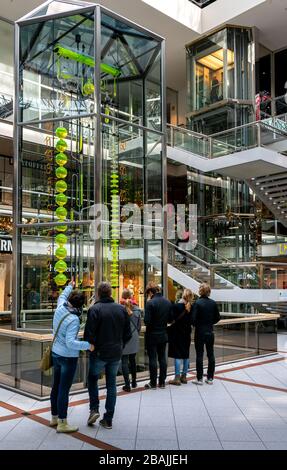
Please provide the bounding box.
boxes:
[50,281,94,433]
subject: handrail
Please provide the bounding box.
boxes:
[166,123,208,140]
[168,241,287,268]
[0,314,280,342]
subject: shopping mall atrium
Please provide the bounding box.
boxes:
[0,0,286,452]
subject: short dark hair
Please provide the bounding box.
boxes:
[68,290,85,309]
[98,282,112,298]
[145,281,161,297]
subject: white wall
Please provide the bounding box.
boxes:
[142,0,201,33]
[202,0,267,33]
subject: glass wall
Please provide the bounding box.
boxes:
[14,1,164,329]
[186,26,254,133]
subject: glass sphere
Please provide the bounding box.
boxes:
[54,273,68,286]
[55,193,68,207]
[55,247,67,260]
[55,153,68,166]
[56,139,68,152]
[55,207,67,220]
[55,233,67,245]
[55,260,68,273]
[55,225,68,232]
[55,167,67,179]
[56,127,68,139]
[55,180,67,193]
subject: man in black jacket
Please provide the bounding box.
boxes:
[144,282,173,389]
[84,282,131,429]
[192,283,221,385]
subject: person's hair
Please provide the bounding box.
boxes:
[121,289,133,315]
[145,281,161,297]
[182,288,195,312]
[98,282,112,299]
[121,288,132,300]
[68,290,85,309]
[199,283,211,298]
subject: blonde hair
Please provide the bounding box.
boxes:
[199,283,211,298]
[182,288,195,312]
[121,288,133,316]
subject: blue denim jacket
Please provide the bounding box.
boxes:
[52,285,90,358]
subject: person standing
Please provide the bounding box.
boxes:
[192,283,221,385]
[168,289,194,386]
[50,281,94,433]
[144,282,173,389]
[84,282,131,429]
[120,289,142,392]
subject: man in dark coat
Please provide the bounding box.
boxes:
[144,282,173,389]
[84,282,131,429]
[192,283,221,385]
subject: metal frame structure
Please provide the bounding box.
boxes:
[13,0,166,330]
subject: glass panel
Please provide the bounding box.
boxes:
[0,20,14,122]
[20,10,95,122]
[145,51,162,131]
[145,130,163,204]
[20,224,95,329]
[19,117,95,224]
[101,12,161,123]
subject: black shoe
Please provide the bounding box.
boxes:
[87,409,100,426]
[144,382,157,390]
[158,383,166,389]
[99,418,112,429]
[122,385,131,392]
[132,380,137,389]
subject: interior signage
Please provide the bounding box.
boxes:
[0,238,12,253]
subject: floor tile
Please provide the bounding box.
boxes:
[264,442,287,450]
[255,428,287,442]
[221,441,266,450]
[176,426,218,441]
[137,425,176,440]
[136,439,179,450]
[98,438,135,450]
[179,439,222,450]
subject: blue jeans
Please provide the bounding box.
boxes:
[175,358,189,376]
[50,353,78,419]
[88,355,120,422]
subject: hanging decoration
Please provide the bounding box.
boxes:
[54,126,69,287]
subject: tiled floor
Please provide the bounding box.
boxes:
[0,346,286,450]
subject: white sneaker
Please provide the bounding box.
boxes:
[205,379,213,385]
[192,378,203,386]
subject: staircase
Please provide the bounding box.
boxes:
[247,172,287,228]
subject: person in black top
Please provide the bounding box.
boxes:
[192,283,221,385]
[144,282,173,389]
[84,282,132,429]
[168,289,194,386]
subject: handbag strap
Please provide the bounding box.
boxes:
[170,305,190,326]
[52,313,71,346]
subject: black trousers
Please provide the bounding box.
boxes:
[194,332,215,381]
[121,353,137,386]
[146,341,167,387]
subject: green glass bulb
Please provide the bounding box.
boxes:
[56,127,68,139]
[55,233,67,245]
[54,273,68,286]
[55,260,68,273]
[56,139,68,152]
[55,206,67,220]
[55,180,67,193]
[55,193,68,207]
[55,166,68,179]
[55,225,68,232]
[55,153,68,166]
[55,247,67,260]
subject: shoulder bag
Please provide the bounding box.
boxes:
[40,313,71,372]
